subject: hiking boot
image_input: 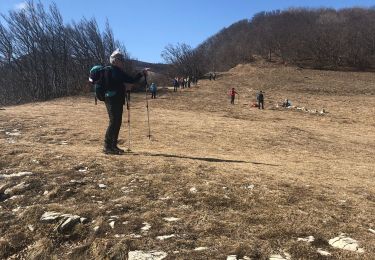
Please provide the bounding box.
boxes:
[103,147,120,155]
[112,146,125,154]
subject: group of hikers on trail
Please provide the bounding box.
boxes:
[172,76,198,92]
[228,88,265,109]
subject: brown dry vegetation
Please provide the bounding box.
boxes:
[0,63,374,259]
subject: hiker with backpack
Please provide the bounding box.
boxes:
[256,90,264,109]
[90,49,148,155]
[229,87,238,104]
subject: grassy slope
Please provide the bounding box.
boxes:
[0,63,374,259]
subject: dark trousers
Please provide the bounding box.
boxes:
[174,85,178,92]
[258,100,264,109]
[151,92,156,99]
[231,96,235,104]
[105,96,123,149]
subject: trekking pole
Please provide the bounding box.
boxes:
[126,94,132,152]
[144,73,152,139]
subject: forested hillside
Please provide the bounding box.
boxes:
[165,8,375,74]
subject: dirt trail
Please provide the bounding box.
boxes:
[0,64,374,259]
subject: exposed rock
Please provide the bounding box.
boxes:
[57,216,81,233]
[317,248,331,256]
[98,184,107,189]
[269,252,291,260]
[78,167,88,172]
[194,247,208,251]
[141,222,151,232]
[189,187,198,193]
[4,182,30,195]
[109,221,115,229]
[5,130,21,136]
[156,234,175,240]
[27,225,35,232]
[40,211,86,233]
[243,184,255,190]
[329,233,364,253]
[0,172,33,179]
[297,235,315,243]
[227,256,251,260]
[70,180,85,185]
[163,217,180,222]
[128,250,167,260]
[40,212,62,222]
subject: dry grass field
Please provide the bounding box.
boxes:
[0,63,374,259]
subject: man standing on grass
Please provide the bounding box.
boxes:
[150,82,157,99]
[103,49,148,155]
[257,90,264,109]
[229,87,238,104]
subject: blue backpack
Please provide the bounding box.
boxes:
[89,65,112,104]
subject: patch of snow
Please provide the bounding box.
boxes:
[369,228,375,234]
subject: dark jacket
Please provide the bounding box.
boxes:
[107,66,143,101]
[257,93,264,101]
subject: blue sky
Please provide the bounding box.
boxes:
[0,0,374,63]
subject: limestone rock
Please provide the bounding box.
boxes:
[128,250,167,260]
[329,233,364,253]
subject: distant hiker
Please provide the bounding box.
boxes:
[229,87,238,104]
[209,72,212,81]
[257,90,264,109]
[150,82,157,99]
[173,77,178,92]
[282,99,291,107]
[102,49,147,155]
[213,72,216,80]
